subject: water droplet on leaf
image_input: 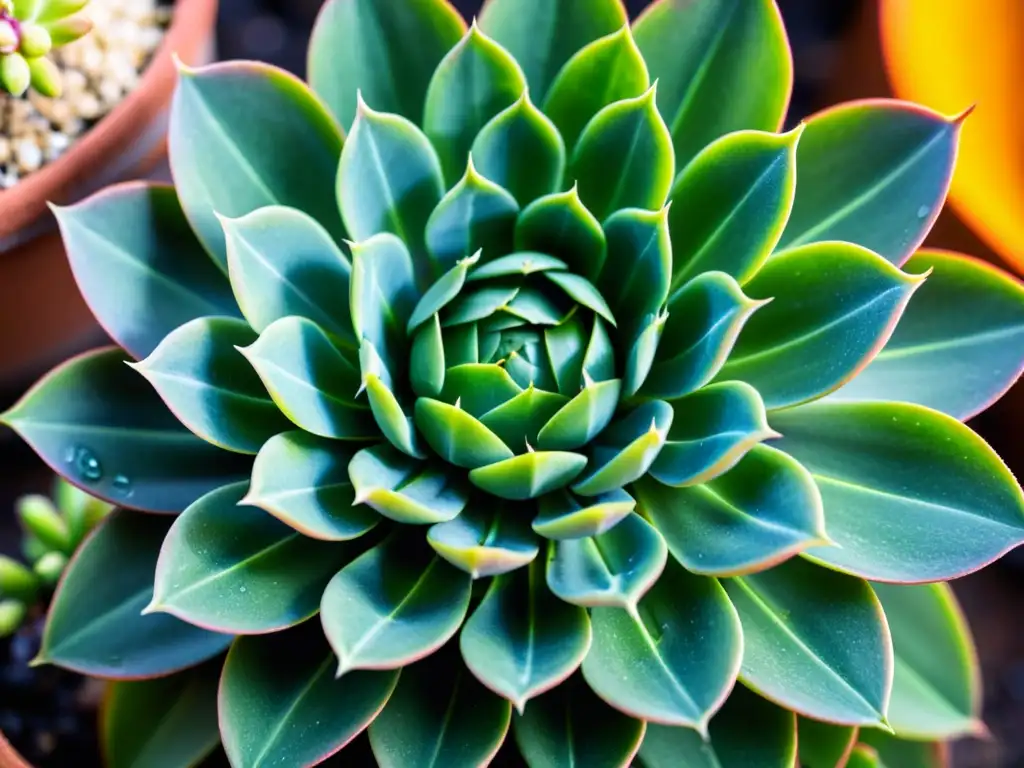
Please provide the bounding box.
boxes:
[67,446,102,483]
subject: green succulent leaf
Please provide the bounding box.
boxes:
[724,557,892,726]
[240,317,374,441]
[771,400,1024,582]
[638,444,825,577]
[363,357,425,460]
[633,0,790,167]
[468,252,568,281]
[643,272,765,401]
[339,101,445,274]
[582,557,742,731]
[640,684,798,768]
[439,363,523,417]
[369,647,512,768]
[871,582,982,740]
[415,397,515,469]
[460,559,591,712]
[546,511,667,609]
[598,206,672,341]
[798,718,859,768]
[101,663,220,768]
[479,386,569,449]
[718,241,924,409]
[515,675,645,768]
[542,25,649,155]
[469,451,588,500]
[36,511,231,677]
[478,0,625,101]
[150,483,350,634]
[321,533,472,675]
[0,347,252,513]
[349,234,418,371]
[169,60,345,269]
[244,431,378,541]
[130,317,289,454]
[649,381,775,487]
[423,21,527,185]
[777,102,963,265]
[858,731,948,768]
[623,310,668,398]
[425,159,519,272]
[220,622,399,768]
[307,0,465,130]
[52,184,241,360]
[220,205,355,346]
[470,91,565,207]
[828,250,1024,420]
[410,314,446,397]
[847,745,882,768]
[349,443,469,525]
[409,252,482,333]
[533,488,635,540]
[570,86,674,222]
[668,129,800,288]
[428,505,539,578]
[514,186,607,281]
[572,400,673,497]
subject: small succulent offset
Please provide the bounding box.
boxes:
[3,0,1024,765]
[0,478,111,638]
[0,0,91,97]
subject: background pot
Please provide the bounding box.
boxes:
[0,0,219,396]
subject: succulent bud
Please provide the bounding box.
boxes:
[36,0,89,23]
[0,554,38,600]
[0,18,18,54]
[18,22,50,57]
[17,494,70,552]
[33,550,68,585]
[28,52,60,96]
[0,599,27,639]
[0,50,29,95]
[42,13,90,45]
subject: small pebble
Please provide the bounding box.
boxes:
[0,0,173,187]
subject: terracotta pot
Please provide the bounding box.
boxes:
[0,0,219,393]
[0,729,32,768]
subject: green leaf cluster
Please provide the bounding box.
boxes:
[2,0,1023,766]
[0,476,111,638]
[0,0,92,97]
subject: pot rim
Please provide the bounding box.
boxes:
[0,0,219,240]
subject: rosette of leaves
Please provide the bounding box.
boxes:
[2,0,1023,766]
[0,0,91,97]
[0,478,111,638]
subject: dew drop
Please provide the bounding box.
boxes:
[916,205,931,219]
[112,474,134,498]
[239,586,247,593]
[68,446,102,483]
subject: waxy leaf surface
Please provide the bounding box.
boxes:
[320,534,472,674]
[778,101,961,265]
[828,249,1024,420]
[169,61,345,268]
[151,483,350,634]
[724,558,892,726]
[220,623,399,768]
[245,431,377,541]
[54,183,240,360]
[1,348,252,513]
[308,0,465,130]
[583,558,742,731]
[38,512,231,677]
[633,0,791,167]
[772,400,1024,582]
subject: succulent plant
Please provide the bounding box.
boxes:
[2,0,1023,765]
[0,0,91,97]
[0,477,111,638]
